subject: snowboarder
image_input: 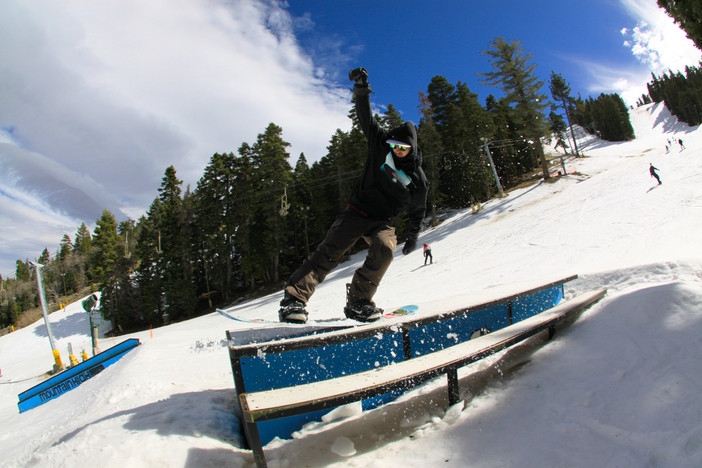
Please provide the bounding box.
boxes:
[650,163,661,185]
[423,243,433,265]
[277,67,428,324]
[679,138,685,150]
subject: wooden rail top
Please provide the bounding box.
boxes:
[240,289,606,422]
[228,274,579,357]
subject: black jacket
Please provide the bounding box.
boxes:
[349,84,428,232]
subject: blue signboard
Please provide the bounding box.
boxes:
[18,338,140,413]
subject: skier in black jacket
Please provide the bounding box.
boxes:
[278,67,428,323]
[650,163,661,185]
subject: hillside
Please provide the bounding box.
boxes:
[1,101,702,467]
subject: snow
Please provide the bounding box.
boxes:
[2,101,702,467]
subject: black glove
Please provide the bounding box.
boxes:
[349,67,368,85]
[402,235,418,255]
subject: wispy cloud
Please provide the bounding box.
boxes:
[0,0,354,275]
[620,0,701,74]
[567,0,701,106]
[575,59,652,105]
[616,0,700,102]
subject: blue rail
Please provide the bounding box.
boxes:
[18,338,140,413]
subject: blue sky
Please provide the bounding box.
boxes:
[287,0,638,118]
[0,0,700,277]
[285,0,700,119]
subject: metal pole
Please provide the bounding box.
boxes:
[32,262,64,372]
[31,262,57,351]
[483,143,505,198]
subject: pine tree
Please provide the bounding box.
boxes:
[135,202,166,326]
[425,76,492,207]
[380,103,404,129]
[484,94,534,185]
[549,71,580,156]
[38,248,51,266]
[455,81,494,201]
[74,223,92,257]
[418,90,444,226]
[85,210,120,328]
[289,153,314,261]
[15,259,30,282]
[192,152,228,303]
[233,144,257,290]
[58,235,73,261]
[118,220,136,259]
[90,210,120,289]
[479,37,551,179]
[158,166,196,321]
[73,222,93,285]
[99,215,139,331]
[572,93,634,141]
[192,150,253,300]
[55,234,80,296]
[644,65,702,126]
[248,123,293,284]
[658,0,702,51]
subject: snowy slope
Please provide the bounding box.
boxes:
[2,102,702,467]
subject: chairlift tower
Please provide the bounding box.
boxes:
[482,141,506,198]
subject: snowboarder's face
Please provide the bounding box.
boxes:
[389,142,411,158]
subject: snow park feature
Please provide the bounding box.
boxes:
[17,339,140,413]
[225,276,606,467]
[2,101,702,467]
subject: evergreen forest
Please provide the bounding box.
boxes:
[639,64,702,126]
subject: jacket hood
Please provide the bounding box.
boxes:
[387,121,422,166]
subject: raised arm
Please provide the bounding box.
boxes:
[350,67,383,143]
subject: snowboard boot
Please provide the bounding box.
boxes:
[343,284,382,322]
[278,292,308,324]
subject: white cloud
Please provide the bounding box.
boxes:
[0,175,79,275]
[569,0,701,107]
[572,59,651,106]
[0,0,354,275]
[620,11,701,75]
[619,0,701,78]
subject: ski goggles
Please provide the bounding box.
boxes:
[388,142,411,151]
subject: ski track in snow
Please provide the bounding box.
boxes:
[2,102,702,467]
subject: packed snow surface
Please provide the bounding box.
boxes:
[2,102,702,467]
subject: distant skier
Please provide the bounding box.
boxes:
[423,243,433,265]
[679,138,685,150]
[665,144,669,154]
[650,163,661,185]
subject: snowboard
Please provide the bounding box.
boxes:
[217,304,418,325]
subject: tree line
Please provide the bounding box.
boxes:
[635,64,702,127]
[638,2,702,126]
[0,37,635,333]
[571,93,635,141]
